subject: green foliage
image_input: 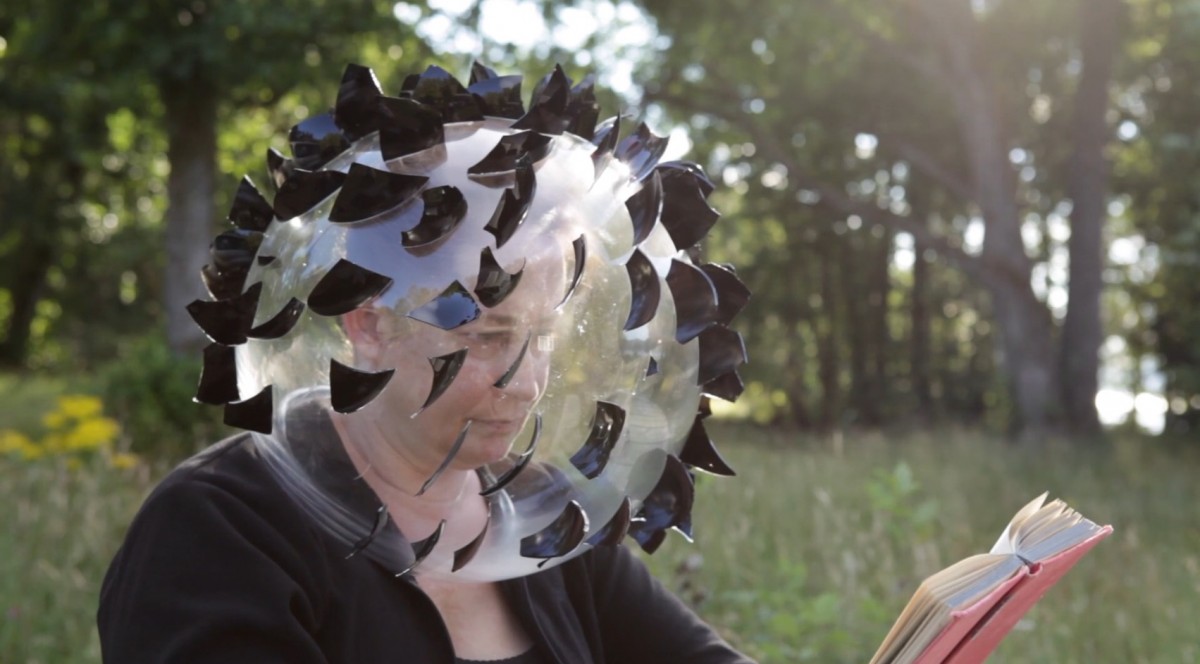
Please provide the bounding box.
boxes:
[96,334,227,461]
[1,454,154,664]
[865,462,940,544]
[639,423,1200,662]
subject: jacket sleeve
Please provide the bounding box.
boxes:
[97,475,332,663]
[588,544,756,664]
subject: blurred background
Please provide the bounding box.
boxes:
[1,0,1197,662]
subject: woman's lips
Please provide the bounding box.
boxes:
[472,418,524,436]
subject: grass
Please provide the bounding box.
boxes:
[2,414,1197,663]
[641,424,1200,663]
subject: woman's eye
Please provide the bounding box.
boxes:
[461,330,516,356]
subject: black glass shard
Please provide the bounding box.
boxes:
[646,356,659,377]
[565,74,600,140]
[520,500,588,559]
[452,515,491,572]
[479,414,541,497]
[418,348,468,413]
[697,325,747,385]
[658,164,720,250]
[623,249,660,331]
[346,506,389,560]
[590,116,620,175]
[512,65,571,135]
[483,158,536,248]
[289,112,350,171]
[399,72,420,94]
[701,263,750,325]
[569,401,626,480]
[635,454,694,533]
[679,416,736,477]
[445,93,486,123]
[410,65,468,109]
[467,131,552,176]
[665,259,719,344]
[493,333,530,389]
[195,343,239,405]
[627,523,668,555]
[256,255,276,267]
[186,281,263,345]
[529,64,572,108]
[328,163,428,223]
[469,60,500,85]
[227,176,275,232]
[406,65,482,122]
[201,229,263,300]
[247,297,305,340]
[273,168,347,221]
[703,370,745,402]
[378,96,445,161]
[407,282,480,330]
[468,73,525,119]
[396,520,445,577]
[330,359,396,414]
[625,171,663,245]
[223,384,273,434]
[558,235,587,308]
[673,512,694,542]
[698,396,713,419]
[655,160,715,197]
[266,147,294,190]
[403,186,468,248]
[615,122,669,181]
[585,497,631,547]
[334,64,384,141]
[475,247,524,308]
[591,116,620,150]
[307,259,393,317]
[416,422,471,496]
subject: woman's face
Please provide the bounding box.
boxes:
[347,252,564,479]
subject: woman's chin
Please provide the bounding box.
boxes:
[461,428,522,467]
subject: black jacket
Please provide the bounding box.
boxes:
[98,436,753,663]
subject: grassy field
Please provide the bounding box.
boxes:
[2,419,1197,663]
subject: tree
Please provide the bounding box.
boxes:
[629,0,1123,437]
[37,0,428,354]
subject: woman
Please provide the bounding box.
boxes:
[99,61,753,663]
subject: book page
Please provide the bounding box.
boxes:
[990,492,1047,555]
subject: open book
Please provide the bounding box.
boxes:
[869,493,1112,664]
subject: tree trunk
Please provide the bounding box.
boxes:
[841,235,874,426]
[908,192,935,423]
[1060,0,1121,437]
[817,234,841,431]
[0,235,53,367]
[868,227,892,424]
[162,78,219,354]
[986,276,1058,439]
[937,11,1059,437]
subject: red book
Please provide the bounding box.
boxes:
[869,494,1113,664]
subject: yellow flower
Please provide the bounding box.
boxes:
[0,430,36,457]
[57,395,104,420]
[66,457,82,471]
[64,417,120,451]
[109,452,141,470]
[42,411,66,429]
